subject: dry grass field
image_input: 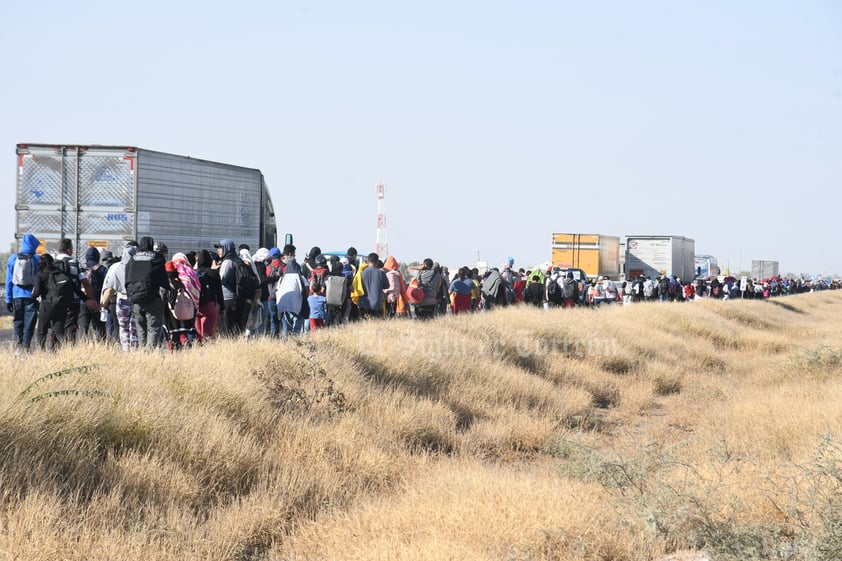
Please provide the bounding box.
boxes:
[2,292,842,560]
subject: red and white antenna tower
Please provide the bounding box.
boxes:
[375,182,388,257]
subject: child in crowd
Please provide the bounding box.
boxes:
[308,280,327,331]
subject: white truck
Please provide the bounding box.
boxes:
[694,255,720,279]
[625,235,696,281]
[14,144,277,257]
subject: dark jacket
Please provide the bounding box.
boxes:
[523,281,545,307]
[32,263,87,319]
[360,265,388,311]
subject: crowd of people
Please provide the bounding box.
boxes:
[4,232,839,353]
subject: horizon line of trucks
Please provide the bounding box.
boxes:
[11,143,784,280]
[552,232,781,282]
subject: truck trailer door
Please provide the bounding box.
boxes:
[16,145,137,257]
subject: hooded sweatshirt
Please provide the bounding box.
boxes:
[5,233,40,302]
[102,245,138,299]
[217,239,238,301]
[383,256,409,313]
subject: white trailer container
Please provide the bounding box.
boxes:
[15,144,277,258]
[751,260,779,279]
[625,235,695,281]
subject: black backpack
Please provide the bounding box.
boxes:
[55,257,81,287]
[47,266,76,309]
[125,251,158,304]
[235,259,259,301]
[658,277,670,295]
[561,278,576,300]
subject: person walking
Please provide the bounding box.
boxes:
[101,241,139,352]
[55,238,98,344]
[359,253,388,319]
[194,249,224,342]
[5,233,41,353]
[125,236,168,349]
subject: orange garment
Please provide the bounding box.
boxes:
[383,256,410,315]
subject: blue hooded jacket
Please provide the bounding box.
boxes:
[6,234,41,302]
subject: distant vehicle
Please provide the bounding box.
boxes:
[752,260,779,279]
[694,255,720,279]
[14,144,277,258]
[552,233,621,280]
[625,235,695,282]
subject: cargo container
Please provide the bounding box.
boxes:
[694,255,720,279]
[751,260,779,279]
[14,144,277,258]
[551,233,620,279]
[625,235,695,281]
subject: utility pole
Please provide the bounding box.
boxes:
[375,183,388,257]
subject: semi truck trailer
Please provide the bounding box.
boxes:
[625,235,695,281]
[551,233,621,279]
[14,144,277,258]
[751,260,779,279]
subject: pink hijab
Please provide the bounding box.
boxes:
[171,252,200,309]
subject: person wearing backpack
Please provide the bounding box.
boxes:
[194,249,224,342]
[265,247,284,336]
[5,233,41,353]
[78,247,107,342]
[325,260,348,326]
[643,276,655,301]
[31,253,89,351]
[101,241,139,352]
[249,247,272,336]
[54,238,99,344]
[657,275,671,303]
[383,256,408,318]
[522,274,545,308]
[125,236,168,349]
[162,261,197,350]
[216,238,259,336]
[481,267,508,311]
[545,269,562,308]
[408,259,444,319]
[238,246,266,337]
[561,271,579,308]
[276,245,307,336]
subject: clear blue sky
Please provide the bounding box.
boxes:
[2,0,840,276]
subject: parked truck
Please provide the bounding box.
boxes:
[14,144,277,258]
[694,255,720,279]
[751,260,779,279]
[551,233,621,279]
[625,235,695,281]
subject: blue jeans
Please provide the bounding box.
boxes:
[281,311,304,337]
[259,300,271,336]
[13,297,39,351]
[268,300,280,337]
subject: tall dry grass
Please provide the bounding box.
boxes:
[1,292,841,560]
